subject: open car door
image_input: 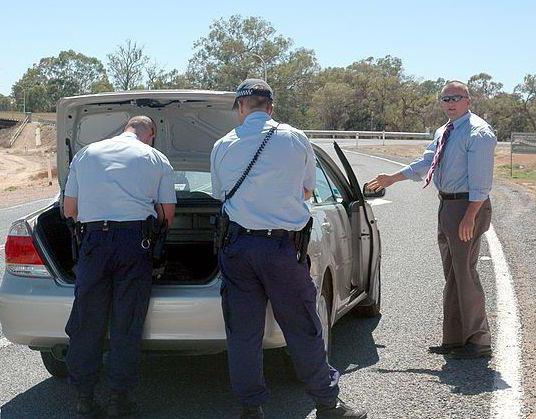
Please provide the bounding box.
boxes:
[332,142,381,296]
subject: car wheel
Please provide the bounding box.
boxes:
[318,276,333,357]
[353,265,381,318]
[40,351,68,378]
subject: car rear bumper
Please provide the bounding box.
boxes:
[0,273,285,352]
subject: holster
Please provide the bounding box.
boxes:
[213,210,230,254]
[294,217,313,264]
[144,215,168,267]
[66,217,82,264]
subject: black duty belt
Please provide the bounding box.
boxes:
[82,220,145,232]
[438,192,470,200]
[229,221,295,239]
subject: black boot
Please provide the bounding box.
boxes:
[107,391,139,417]
[76,391,101,417]
[240,405,264,418]
[316,398,367,418]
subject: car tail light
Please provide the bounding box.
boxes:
[5,221,52,278]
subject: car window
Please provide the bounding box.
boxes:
[314,163,337,205]
[321,166,344,203]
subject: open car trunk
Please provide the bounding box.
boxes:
[43,90,238,285]
[35,193,222,285]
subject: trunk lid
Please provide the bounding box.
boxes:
[56,90,237,190]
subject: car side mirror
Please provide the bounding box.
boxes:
[363,183,386,198]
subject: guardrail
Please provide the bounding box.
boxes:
[304,129,432,141]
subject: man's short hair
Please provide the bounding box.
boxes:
[238,95,272,111]
[125,115,156,136]
[442,80,470,97]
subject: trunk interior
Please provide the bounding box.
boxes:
[36,194,221,285]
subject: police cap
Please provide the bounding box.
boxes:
[233,78,274,110]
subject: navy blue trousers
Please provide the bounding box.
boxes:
[219,231,340,407]
[65,228,153,393]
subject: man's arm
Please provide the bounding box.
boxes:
[64,196,78,220]
[367,171,408,191]
[304,188,313,200]
[459,129,497,242]
[156,203,175,228]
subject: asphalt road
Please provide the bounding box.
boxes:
[0,146,524,418]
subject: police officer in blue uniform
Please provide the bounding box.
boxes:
[63,116,176,417]
[211,79,367,419]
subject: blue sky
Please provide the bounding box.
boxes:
[1,0,533,95]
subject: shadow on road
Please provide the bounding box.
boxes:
[330,314,382,374]
[0,315,379,418]
[375,357,508,396]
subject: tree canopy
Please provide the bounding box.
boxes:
[7,17,536,140]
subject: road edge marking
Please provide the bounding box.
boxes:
[0,197,55,212]
[352,150,524,417]
[344,150,407,167]
[486,225,523,418]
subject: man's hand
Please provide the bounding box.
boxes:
[458,214,476,242]
[368,172,406,191]
[458,201,484,242]
[304,188,313,200]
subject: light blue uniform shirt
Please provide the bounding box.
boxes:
[401,111,497,201]
[210,112,316,231]
[65,132,177,222]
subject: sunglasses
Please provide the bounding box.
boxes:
[440,95,469,103]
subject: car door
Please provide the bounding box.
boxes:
[314,143,380,297]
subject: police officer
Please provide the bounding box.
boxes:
[63,116,176,417]
[211,79,367,419]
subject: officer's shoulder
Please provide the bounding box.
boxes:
[148,147,173,166]
[275,123,309,141]
[213,129,237,149]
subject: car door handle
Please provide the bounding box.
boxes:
[321,222,332,233]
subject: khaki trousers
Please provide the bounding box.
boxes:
[437,198,492,346]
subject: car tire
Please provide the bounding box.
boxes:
[40,351,68,378]
[353,265,381,318]
[318,276,333,358]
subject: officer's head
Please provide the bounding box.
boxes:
[124,116,157,146]
[233,79,274,124]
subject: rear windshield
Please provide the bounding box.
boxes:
[174,171,212,195]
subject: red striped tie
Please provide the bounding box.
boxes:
[424,122,454,188]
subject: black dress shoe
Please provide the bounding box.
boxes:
[446,343,492,359]
[240,405,264,418]
[107,391,139,417]
[76,391,102,417]
[428,343,463,354]
[316,398,367,418]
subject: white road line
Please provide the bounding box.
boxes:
[0,197,55,212]
[486,225,523,418]
[0,244,4,251]
[0,337,12,349]
[367,198,393,207]
[353,150,524,417]
[344,150,407,167]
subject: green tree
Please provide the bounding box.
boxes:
[311,82,353,129]
[514,74,536,131]
[107,40,149,90]
[186,15,319,126]
[11,50,107,112]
